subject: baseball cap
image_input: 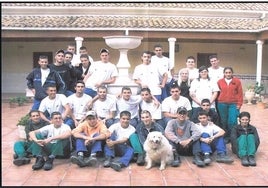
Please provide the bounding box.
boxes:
[177,106,188,114]
[86,110,97,117]
[56,49,65,55]
[100,48,109,54]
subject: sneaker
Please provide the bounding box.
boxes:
[171,151,181,167]
[110,162,125,172]
[13,157,31,166]
[203,154,212,165]
[248,155,256,166]
[84,155,98,167]
[71,155,86,167]
[216,153,234,164]
[193,154,205,167]
[136,153,145,166]
[43,157,54,171]
[241,156,249,167]
[32,156,45,170]
[103,157,112,167]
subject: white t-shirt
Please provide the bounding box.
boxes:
[67,93,92,120]
[162,96,192,114]
[140,100,162,120]
[133,63,165,95]
[39,94,68,116]
[39,123,71,143]
[189,78,220,108]
[72,54,94,67]
[151,55,173,83]
[115,95,142,119]
[108,123,136,140]
[196,122,221,137]
[92,96,117,119]
[85,61,118,91]
[208,66,224,83]
[40,68,50,86]
[188,68,199,81]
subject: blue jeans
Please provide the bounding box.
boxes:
[217,103,239,139]
[31,98,41,110]
[169,139,202,156]
[84,88,97,98]
[64,90,74,97]
[104,131,134,166]
[200,133,226,154]
[75,133,103,155]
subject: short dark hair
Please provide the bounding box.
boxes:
[97,85,107,92]
[51,111,62,119]
[142,51,152,56]
[121,86,132,93]
[154,44,163,49]
[75,80,85,86]
[80,46,87,51]
[239,111,250,120]
[201,99,211,104]
[80,54,89,59]
[140,87,151,94]
[198,110,209,117]
[170,82,180,90]
[39,55,48,60]
[120,111,131,118]
[64,51,73,57]
[29,110,40,116]
[186,56,195,62]
[209,54,218,60]
[223,67,234,73]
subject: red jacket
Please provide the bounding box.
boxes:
[217,77,243,108]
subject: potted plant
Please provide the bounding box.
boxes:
[16,113,30,139]
[253,82,266,109]
[9,97,17,108]
[245,84,255,104]
[8,96,28,107]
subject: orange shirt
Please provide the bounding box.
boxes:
[72,120,110,138]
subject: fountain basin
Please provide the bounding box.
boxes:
[103,36,143,49]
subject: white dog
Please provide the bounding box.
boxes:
[143,131,174,170]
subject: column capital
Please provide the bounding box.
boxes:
[75,37,84,41]
[168,37,176,42]
[256,40,264,45]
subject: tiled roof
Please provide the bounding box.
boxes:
[2,3,268,32]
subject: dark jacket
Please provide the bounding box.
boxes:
[191,107,220,125]
[230,124,260,155]
[75,63,90,81]
[136,122,164,146]
[25,119,49,141]
[26,68,66,100]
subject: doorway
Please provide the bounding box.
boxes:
[197,53,217,68]
[33,52,53,68]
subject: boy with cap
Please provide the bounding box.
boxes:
[83,48,118,98]
[165,106,205,167]
[71,110,110,167]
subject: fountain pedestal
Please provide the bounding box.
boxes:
[103,35,143,95]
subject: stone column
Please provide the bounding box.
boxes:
[75,37,84,56]
[168,37,176,69]
[256,40,264,86]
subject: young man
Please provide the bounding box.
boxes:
[191,98,220,125]
[133,50,167,103]
[208,54,224,83]
[26,55,65,110]
[75,54,91,80]
[230,111,260,167]
[28,112,72,171]
[13,110,48,166]
[71,45,94,67]
[165,106,205,167]
[151,44,174,101]
[103,111,136,171]
[70,110,110,168]
[196,110,234,165]
[38,85,75,129]
[83,48,118,98]
[185,56,199,82]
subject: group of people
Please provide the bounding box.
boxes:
[12,43,260,171]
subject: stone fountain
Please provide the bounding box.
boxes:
[103,32,143,95]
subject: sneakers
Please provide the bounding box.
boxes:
[43,157,54,171]
[241,156,249,166]
[216,153,234,164]
[203,154,212,165]
[13,157,31,166]
[248,155,256,166]
[136,153,145,166]
[103,157,112,167]
[84,155,98,167]
[71,155,86,167]
[110,161,125,172]
[32,156,45,170]
[193,154,205,167]
[171,151,181,167]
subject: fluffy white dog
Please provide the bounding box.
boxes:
[143,131,174,170]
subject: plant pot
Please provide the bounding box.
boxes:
[245,90,255,104]
[257,102,266,109]
[17,125,26,139]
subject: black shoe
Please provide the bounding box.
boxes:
[43,157,54,171]
[103,157,112,167]
[216,153,234,164]
[13,157,31,166]
[193,154,205,167]
[84,155,98,167]
[13,153,18,159]
[248,155,256,166]
[136,153,145,166]
[32,156,45,170]
[203,154,212,165]
[241,156,249,166]
[110,162,125,172]
[171,151,181,167]
[71,155,86,167]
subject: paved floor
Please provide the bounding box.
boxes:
[2,102,268,186]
